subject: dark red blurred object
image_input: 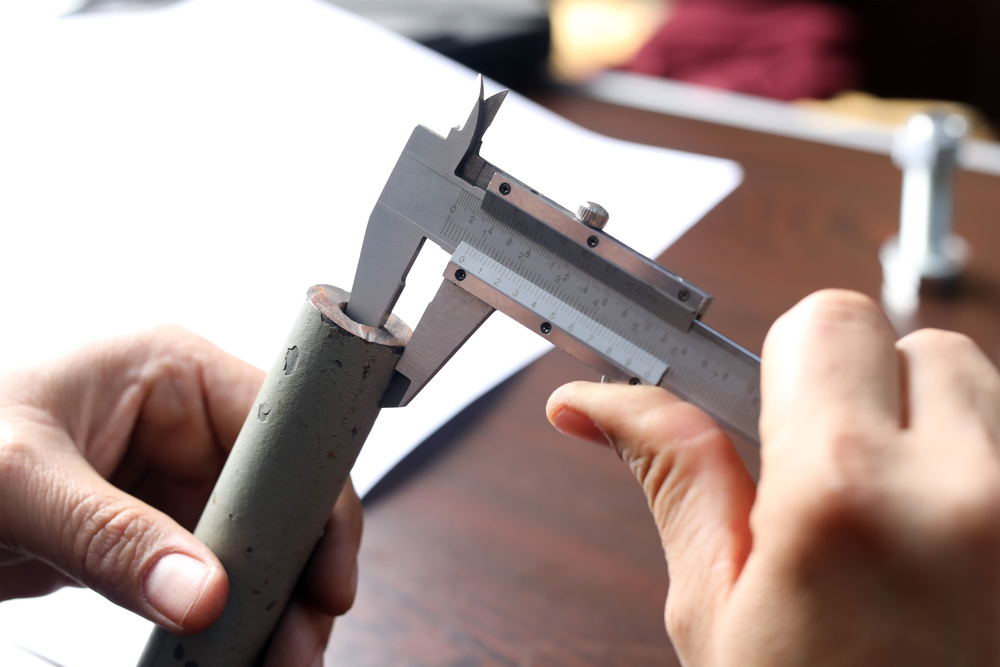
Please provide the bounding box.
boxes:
[626,0,857,101]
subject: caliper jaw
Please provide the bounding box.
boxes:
[380,278,494,408]
[455,86,508,189]
[346,76,505,330]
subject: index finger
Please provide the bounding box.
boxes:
[760,290,901,454]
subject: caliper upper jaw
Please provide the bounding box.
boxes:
[347,75,509,330]
[380,83,511,406]
[376,79,510,406]
[446,75,508,186]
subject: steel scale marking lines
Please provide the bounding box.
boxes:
[439,187,760,443]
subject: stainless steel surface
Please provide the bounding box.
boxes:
[346,77,506,328]
[383,277,495,407]
[482,175,711,331]
[576,201,610,230]
[348,78,761,444]
[881,111,970,314]
[448,244,761,445]
[137,286,408,667]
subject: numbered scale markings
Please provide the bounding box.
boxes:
[438,188,760,444]
[454,242,668,384]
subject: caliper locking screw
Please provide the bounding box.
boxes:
[577,202,610,230]
[540,322,552,335]
[455,269,466,281]
[499,182,512,195]
[629,378,641,385]
[678,289,690,302]
[587,235,599,248]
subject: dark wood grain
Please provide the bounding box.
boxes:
[327,92,1000,666]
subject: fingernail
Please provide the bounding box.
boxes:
[551,407,610,447]
[143,553,211,627]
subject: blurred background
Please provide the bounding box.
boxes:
[59,0,1000,135]
[333,0,1000,135]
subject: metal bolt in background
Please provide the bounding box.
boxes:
[880,110,970,316]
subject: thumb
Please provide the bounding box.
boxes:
[546,381,755,658]
[2,424,227,634]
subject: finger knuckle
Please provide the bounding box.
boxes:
[136,325,206,374]
[72,497,154,585]
[823,424,883,471]
[799,290,884,331]
[899,328,977,356]
[145,323,198,347]
[766,290,886,354]
[899,329,1000,417]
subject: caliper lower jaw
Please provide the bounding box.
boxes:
[381,277,494,408]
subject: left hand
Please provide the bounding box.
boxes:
[0,325,362,666]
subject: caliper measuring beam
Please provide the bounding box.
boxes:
[348,78,762,445]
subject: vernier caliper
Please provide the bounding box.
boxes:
[138,80,760,667]
[350,79,761,443]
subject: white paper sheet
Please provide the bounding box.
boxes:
[0,1,741,664]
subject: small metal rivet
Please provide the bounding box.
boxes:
[540,322,552,335]
[499,182,512,196]
[678,289,690,302]
[629,377,641,385]
[455,268,466,281]
[587,235,599,248]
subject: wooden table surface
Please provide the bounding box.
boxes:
[327,92,1000,666]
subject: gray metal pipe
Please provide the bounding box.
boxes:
[137,285,409,667]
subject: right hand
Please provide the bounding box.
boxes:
[546,289,1000,666]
